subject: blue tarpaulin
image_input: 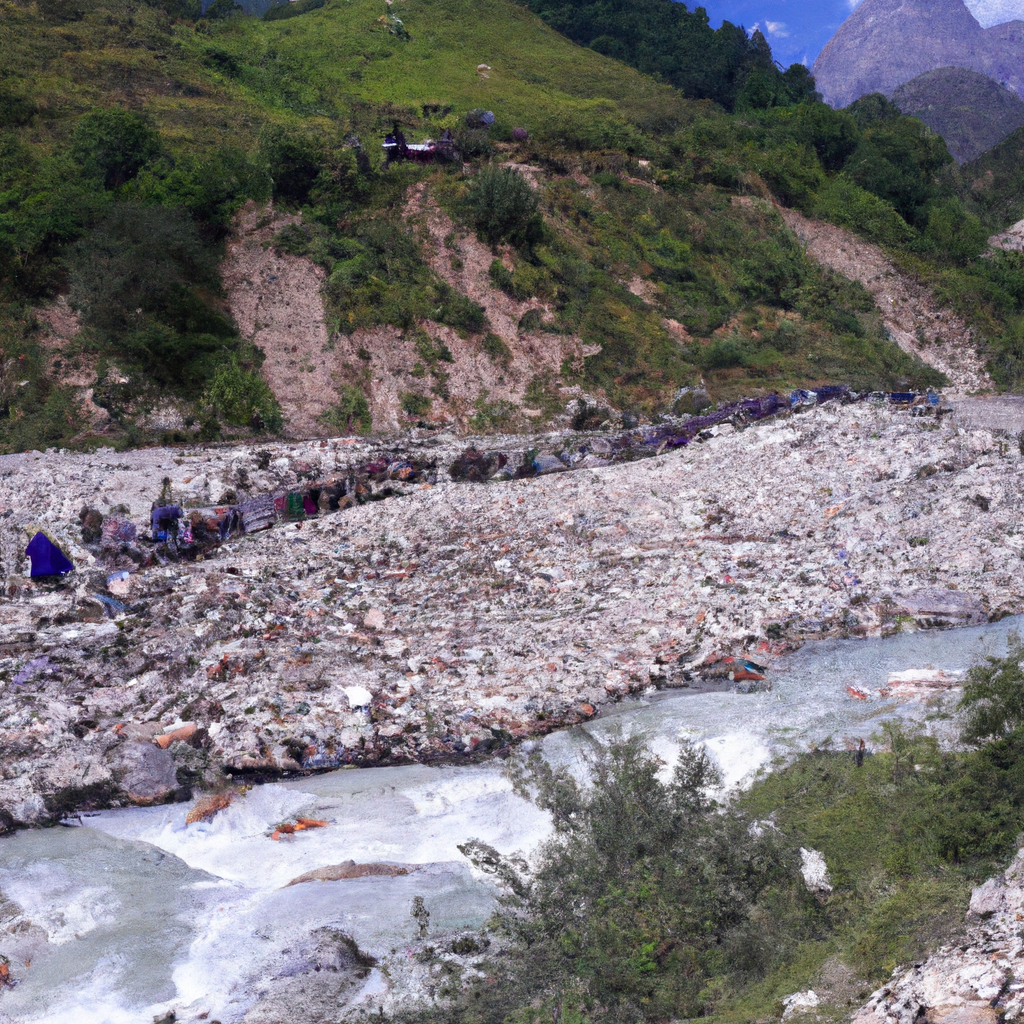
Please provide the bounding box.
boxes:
[25,532,73,577]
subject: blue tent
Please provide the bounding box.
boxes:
[26,532,74,577]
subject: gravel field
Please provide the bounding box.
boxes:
[0,397,1022,822]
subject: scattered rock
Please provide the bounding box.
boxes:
[969,877,1003,919]
[362,608,386,631]
[1,398,1023,816]
[154,722,197,749]
[783,989,820,1018]
[800,848,833,895]
[185,791,234,825]
[893,588,988,628]
[284,861,412,886]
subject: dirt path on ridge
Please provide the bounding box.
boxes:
[779,207,992,396]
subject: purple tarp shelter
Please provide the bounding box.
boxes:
[25,532,73,577]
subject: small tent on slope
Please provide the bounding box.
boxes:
[25,532,74,577]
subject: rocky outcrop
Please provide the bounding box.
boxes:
[854,847,1024,1022]
[813,0,1024,110]
[989,217,1024,252]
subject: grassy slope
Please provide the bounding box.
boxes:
[0,0,1001,452]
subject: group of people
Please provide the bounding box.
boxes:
[382,124,458,164]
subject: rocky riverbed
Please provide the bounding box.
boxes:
[1,396,1023,824]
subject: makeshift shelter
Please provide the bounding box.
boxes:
[239,494,277,534]
[26,532,73,577]
[151,504,181,541]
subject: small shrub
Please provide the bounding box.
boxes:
[71,109,161,190]
[319,385,372,434]
[465,166,543,248]
[205,363,282,432]
[400,391,431,417]
[481,333,512,367]
[259,124,326,206]
[518,309,542,334]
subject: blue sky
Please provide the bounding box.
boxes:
[697,0,856,66]
[696,0,1024,67]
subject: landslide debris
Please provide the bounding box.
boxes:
[854,846,1024,1023]
[1,396,1023,821]
[780,206,992,396]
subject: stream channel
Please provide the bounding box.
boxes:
[3,617,1024,1023]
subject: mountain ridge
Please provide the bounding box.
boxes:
[813,0,1024,108]
[892,66,1024,162]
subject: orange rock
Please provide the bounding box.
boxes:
[186,791,233,825]
[154,723,197,749]
[579,703,596,717]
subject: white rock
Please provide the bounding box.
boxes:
[344,686,373,710]
[782,989,819,1018]
[800,848,833,894]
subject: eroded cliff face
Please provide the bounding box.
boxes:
[812,0,1024,109]
[221,196,603,437]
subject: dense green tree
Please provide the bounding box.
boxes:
[843,94,953,227]
[258,124,325,206]
[464,166,543,247]
[70,108,161,190]
[68,203,237,391]
[457,737,805,1022]
[523,0,812,112]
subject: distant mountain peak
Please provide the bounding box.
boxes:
[966,0,1024,28]
[813,0,1024,109]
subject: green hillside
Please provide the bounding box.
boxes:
[0,0,1021,451]
[964,122,1024,228]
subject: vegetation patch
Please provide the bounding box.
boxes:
[401,641,1024,1024]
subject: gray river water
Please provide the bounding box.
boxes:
[2,617,1022,1023]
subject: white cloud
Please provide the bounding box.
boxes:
[965,0,1024,27]
[765,20,790,36]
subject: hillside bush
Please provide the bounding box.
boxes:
[812,175,915,247]
[128,150,271,229]
[465,167,543,248]
[319,384,372,434]
[204,360,282,431]
[923,198,989,266]
[259,124,326,206]
[70,109,161,191]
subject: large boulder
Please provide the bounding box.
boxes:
[114,741,178,804]
[892,587,987,628]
